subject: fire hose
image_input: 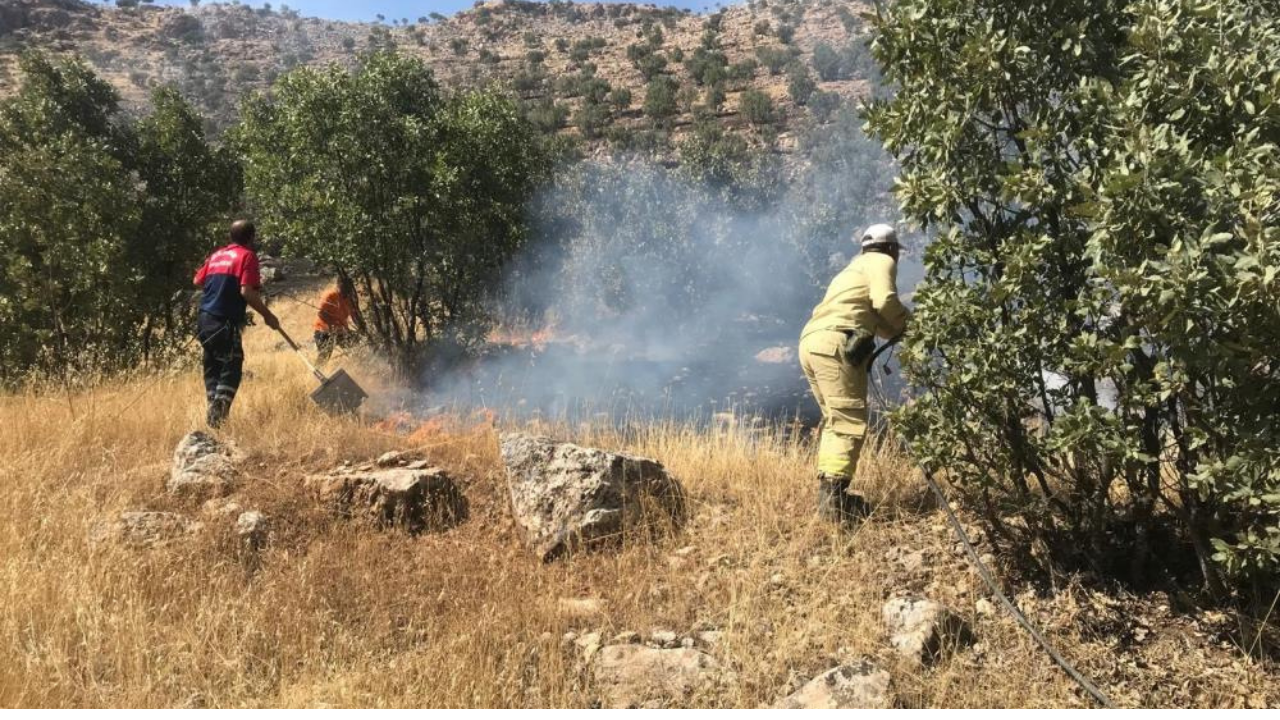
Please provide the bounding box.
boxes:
[868,337,1115,708]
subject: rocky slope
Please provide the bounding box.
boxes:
[0,0,877,154]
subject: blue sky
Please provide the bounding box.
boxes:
[94,1,738,22]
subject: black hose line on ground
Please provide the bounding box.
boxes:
[870,338,1115,708]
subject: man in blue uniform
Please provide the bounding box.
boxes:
[193,220,280,427]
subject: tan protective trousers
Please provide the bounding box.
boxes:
[799,329,869,480]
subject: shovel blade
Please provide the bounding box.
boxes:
[310,368,367,414]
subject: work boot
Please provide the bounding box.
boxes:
[207,398,230,429]
[817,473,851,523]
[840,491,872,521]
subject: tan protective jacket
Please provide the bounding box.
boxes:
[800,251,910,341]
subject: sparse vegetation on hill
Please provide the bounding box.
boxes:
[0,0,879,157]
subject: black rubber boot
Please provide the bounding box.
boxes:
[207,398,230,429]
[840,491,872,521]
[817,473,851,522]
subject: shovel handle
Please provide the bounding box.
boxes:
[277,328,328,384]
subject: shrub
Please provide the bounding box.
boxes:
[868,0,1280,593]
[524,97,570,132]
[608,86,632,110]
[738,88,775,126]
[807,89,842,121]
[812,42,843,81]
[756,45,797,75]
[572,98,611,139]
[787,64,815,105]
[684,47,728,86]
[643,75,679,124]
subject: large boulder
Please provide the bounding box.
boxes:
[93,511,203,548]
[305,466,467,534]
[169,431,236,498]
[882,596,973,665]
[775,659,894,709]
[592,645,728,709]
[499,433,686,561]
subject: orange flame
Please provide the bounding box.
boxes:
[488,324,559,350]
[377,408,498,445]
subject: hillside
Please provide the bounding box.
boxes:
[0,287,1275,707]
[0,0,878,154]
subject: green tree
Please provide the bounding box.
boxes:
[787,64,815,106]
[0,54,238,379]
[235,52,546,375]
[867,0,1280,593]
[812,42,843,81]
[643,75,679,125]
[739,88,775,127]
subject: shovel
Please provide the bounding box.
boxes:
[277,328,368,414]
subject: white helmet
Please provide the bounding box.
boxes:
[860,223,899,248]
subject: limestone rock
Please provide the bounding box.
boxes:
[376,450,406,467]
[649,629,679,648]
[169,431,236,498]
[592,645,728,709]
[882,596,973,665]
[235,511,269,550]
[95,511,202,547]
[574,631,604,664]
[306,466,467,534]
[775,659,893,709]
[499,433,686,561]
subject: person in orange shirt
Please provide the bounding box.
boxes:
[314,277,356,363]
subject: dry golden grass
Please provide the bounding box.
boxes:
[0,294,1275,708]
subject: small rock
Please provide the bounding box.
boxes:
[376,451,406,467]
[695,630,724,649]
[975,598,997,618]
[95,511,202,547]
[775,659,893,709]
[406,460,430,470]
[235,511,269,551]
[882,597,973,665]
[574,631,603,663]
[611,631,641,645]
[672,545,697,557]
[650,629,679,648]
[681,637,696,649]
[306,467,468,534]
[169,431,236,498]
[259,265,284,283]
[592,645,729,709]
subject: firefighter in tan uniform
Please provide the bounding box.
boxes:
[799,224,911,523]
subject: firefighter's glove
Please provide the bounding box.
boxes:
[843,330,877,368]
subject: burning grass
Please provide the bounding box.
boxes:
[0,295,1275,708]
